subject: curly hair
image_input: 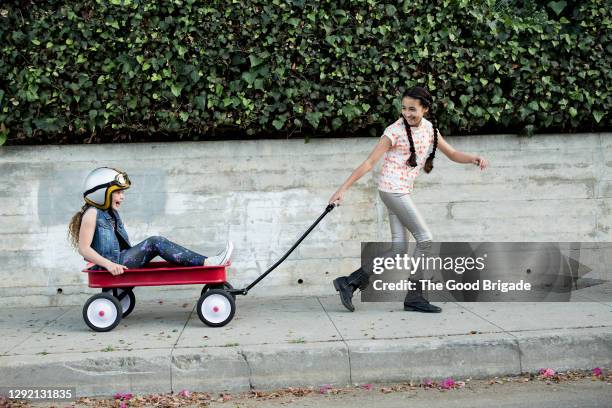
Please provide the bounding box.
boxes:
[67,204,90,249]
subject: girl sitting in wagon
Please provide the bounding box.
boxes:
[68,167,233,274]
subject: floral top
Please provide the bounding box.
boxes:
[377,117,434,194]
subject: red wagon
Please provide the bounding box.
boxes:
[82,261,236,331]
[81,204,336,332]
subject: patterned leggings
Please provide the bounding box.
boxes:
[119,236,206,268]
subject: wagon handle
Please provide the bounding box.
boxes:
[239,203,336,294]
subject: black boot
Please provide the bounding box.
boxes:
[403,280,442,313]
[333,269,369,312]
[404,300,442,313]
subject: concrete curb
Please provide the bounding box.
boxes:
[347,333,522,383]
[0,350,172,396]
[1,327,610,396]
[514,327,612,372]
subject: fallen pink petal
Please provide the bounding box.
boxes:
[592,367,602,376]
[361,383,373,391]
[113,392,133,401]
[456,381,466,389]
[441,378,455,389]
[319,384,332,394]
[540,368,556,377]
[120,402,127,408]
[178,389,191,398]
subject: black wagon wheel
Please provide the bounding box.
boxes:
[83,293,122,332]
[197,289,236,327]
[102,287,136,318]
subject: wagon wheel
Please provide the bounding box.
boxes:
[197,289,236,327]
[102,287,136,318]
[83,293,122,332]
[201,282,235,299]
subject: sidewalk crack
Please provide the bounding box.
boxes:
[170,302,196,393]
[6,306,73,355]
[452,302,523,373]
[316,296,352,386]
[239,349,254,391]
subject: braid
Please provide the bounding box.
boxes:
[401,85,439,172]
[402,116,418,167]
[423,112,438,174]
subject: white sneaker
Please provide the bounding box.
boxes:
[206,241,234,266]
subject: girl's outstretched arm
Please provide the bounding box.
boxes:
[329,137,392,205]
[437,134,489,170]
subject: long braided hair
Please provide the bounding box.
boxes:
[401,86,439,174]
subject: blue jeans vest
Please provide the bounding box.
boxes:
[90,208,131,264]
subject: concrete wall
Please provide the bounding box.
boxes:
[0,133,610,307]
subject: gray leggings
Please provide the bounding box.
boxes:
[379,190,433,245]
[379,190,433,300]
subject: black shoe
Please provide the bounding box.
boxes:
[333,277,356,312]
[404,301,442,313]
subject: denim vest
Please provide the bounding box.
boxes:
[91,208,131,264]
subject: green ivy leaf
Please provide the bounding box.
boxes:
[592,111,604,123]
[242,71,257,84]
[468,106,484,117]
[0,124,7,146]
[249,55,264,67]
[253,79,265,90]
[528,101,539,111]
[332,117,343,130]
[195,94,207,110]
[548,1,567,16]
[306,111,323,128]
[170,84,183,97]
[342,105,361,122]
[272,116,286,130]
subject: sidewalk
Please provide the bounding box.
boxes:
[1,285,611,397]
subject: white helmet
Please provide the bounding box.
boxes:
[83,167,131,210]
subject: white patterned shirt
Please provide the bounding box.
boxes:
[377,117,434,194]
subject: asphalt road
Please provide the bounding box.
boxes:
[204,378,612,408]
